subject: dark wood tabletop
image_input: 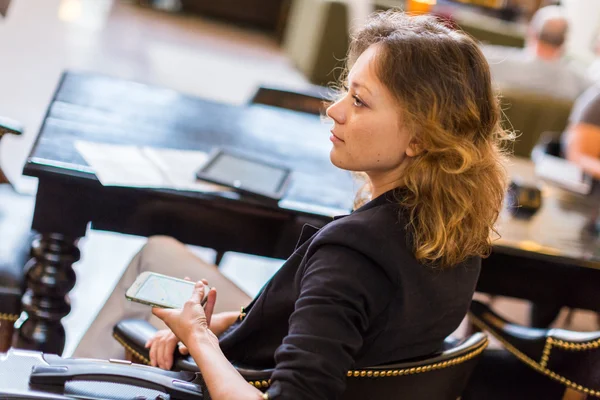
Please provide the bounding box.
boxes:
[14,71,600,355]
[495,158,600,269]
[25,71,354,213]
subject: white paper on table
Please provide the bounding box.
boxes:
[74,140,230,193]
[534,155,592,195]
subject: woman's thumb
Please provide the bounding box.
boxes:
[178,344,189,355]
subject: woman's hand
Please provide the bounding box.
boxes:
[145,329,189,370]
[152,280,218,351]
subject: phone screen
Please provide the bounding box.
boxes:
[135,274,196,309]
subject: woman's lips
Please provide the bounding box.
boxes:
[330,130,345,143]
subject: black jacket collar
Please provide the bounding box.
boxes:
[333,188,401,220]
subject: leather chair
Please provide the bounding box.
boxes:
[469,300,600,399]
[180,0,287,32]
[463,348,568,400]
[499,90,573,158]
[113,319,488,400]
[282,0,349,85]
[249,84,335,115]
[0,118,35,352]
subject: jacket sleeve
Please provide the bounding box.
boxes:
[265,244,395,400]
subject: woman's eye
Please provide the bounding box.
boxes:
[353,95,364,107]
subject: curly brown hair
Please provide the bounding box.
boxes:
[345,11,512,268]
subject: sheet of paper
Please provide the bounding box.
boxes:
[75,141,230,193]
[534,155,592,195]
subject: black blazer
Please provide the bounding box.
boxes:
[219,189,481,400]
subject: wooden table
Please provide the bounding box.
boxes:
[15,71,353,354]
[477,158,600,315]
[14,71,600,355]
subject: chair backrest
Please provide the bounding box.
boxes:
[114,319,488,400]
[469,300,600,398]
[235,334,489,400]
[249,85,333,115]
[282,0,349,85]
[339,333,488,400]
[499,89,573,158]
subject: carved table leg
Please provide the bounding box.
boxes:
[12,233,80,355]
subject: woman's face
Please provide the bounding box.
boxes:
[326,45,416,175]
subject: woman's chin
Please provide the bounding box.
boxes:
[329,151,344,169]
[329,152,355,171]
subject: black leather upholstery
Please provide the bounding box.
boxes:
[0,184,34,316]
[114,319,488,400]
[469,300,600,397]
[249,85,335,115]
[462,349,566,400]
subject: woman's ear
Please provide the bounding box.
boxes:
[406,139,421,157]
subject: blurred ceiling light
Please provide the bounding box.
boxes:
[406,0,437,13]
[58,0,112,30]
[58,0,82,23]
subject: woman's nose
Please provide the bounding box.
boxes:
[326,98,346,125]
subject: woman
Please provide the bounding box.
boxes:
[75,11,509,400]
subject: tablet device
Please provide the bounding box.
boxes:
[196,149,292,202]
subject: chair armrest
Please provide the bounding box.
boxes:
[113,319,273,383]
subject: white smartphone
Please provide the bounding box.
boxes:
[125,271,209,309]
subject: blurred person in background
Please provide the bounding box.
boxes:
[482,5,590,100]
[564,86,600,179]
